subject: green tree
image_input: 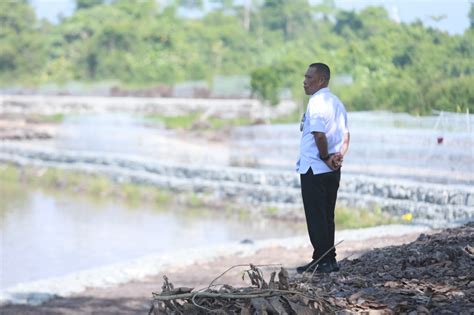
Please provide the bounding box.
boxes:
[251,66,282,105]
[261,0,313,40]
[333,10,363,38]
[426,76,474,112]
[0,0,46,83]
[1,0,473,115]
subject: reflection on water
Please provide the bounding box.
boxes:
[0,188,304,289]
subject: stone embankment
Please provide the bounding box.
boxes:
[0,119,56,141]
[0,95,296,119]
[1,143,472,226]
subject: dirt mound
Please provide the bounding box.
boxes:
[151,223,473,314]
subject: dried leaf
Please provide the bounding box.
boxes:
[356,298,366,305]
[384,281,399,288]
[268,271,277,289]
[268,297,289,315]
[278,268,289,290]
[285,298,316,315]
[464,245,473,255]
[435,286,454,293]
[416,305,430,314]
[240,305,252,315]
[251,297,274,314]
[348,290,364,303]
[151,224,473,315]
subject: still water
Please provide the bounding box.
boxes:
[0,188,304,289]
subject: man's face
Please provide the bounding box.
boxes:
[303,67,324,95]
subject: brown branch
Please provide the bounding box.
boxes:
[152,263,333,313]
[208,263,282,288]
[154,290,285,301]
[153,286,322,302]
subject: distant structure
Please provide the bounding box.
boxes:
[390,4,401,24]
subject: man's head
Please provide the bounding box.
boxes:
[303,63,331,95]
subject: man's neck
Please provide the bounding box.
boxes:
[312,86,329,95]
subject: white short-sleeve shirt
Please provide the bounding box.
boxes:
[296,87,349,175]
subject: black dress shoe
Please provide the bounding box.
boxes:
[296,260,317,274]
[297,260,335,274]
[314,261,334,274]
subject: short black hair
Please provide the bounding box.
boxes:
[309,63,330,82]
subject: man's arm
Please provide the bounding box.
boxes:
[331,132,350,169]
[340,132,350,156]
[313,131,338,170]
[313,132,328,158]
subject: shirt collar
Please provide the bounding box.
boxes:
[311,87,330,97]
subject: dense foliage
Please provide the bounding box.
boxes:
[1,0,473,114]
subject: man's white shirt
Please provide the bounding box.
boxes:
[296,87,349,175]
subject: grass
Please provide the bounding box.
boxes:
[266,207,279,215]
[0,171,28,219]
[264,203,401,230]
[0,165,222,221]
[0,165,30,218]
[0,164,21,182]
[144,107,307,131]
[17,109,301,131]
[145,113,254,130]
[208,116,254,129]
[269,110,302,125]
[145,113,201,129]
[25,113,65,123]
[0,164,173,209]
[186,193,207,208]
[335,205,400,230]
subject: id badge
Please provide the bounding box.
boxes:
[300,112,306,132]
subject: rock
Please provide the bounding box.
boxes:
[448,193,466,205]
[466,194,474,207]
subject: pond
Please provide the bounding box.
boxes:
[0,186,305,289]
[2,110,471,290]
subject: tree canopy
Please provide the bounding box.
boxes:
[0,0,472,114]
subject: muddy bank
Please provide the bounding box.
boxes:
[0,119,56,141]
[0,225,431,314]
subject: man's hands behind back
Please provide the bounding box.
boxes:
[325,152,343,170]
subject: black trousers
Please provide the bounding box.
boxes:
[300,167,341,262]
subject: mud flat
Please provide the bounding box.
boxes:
[0,224,430,307]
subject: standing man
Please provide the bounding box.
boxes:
[296,63,350,274]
